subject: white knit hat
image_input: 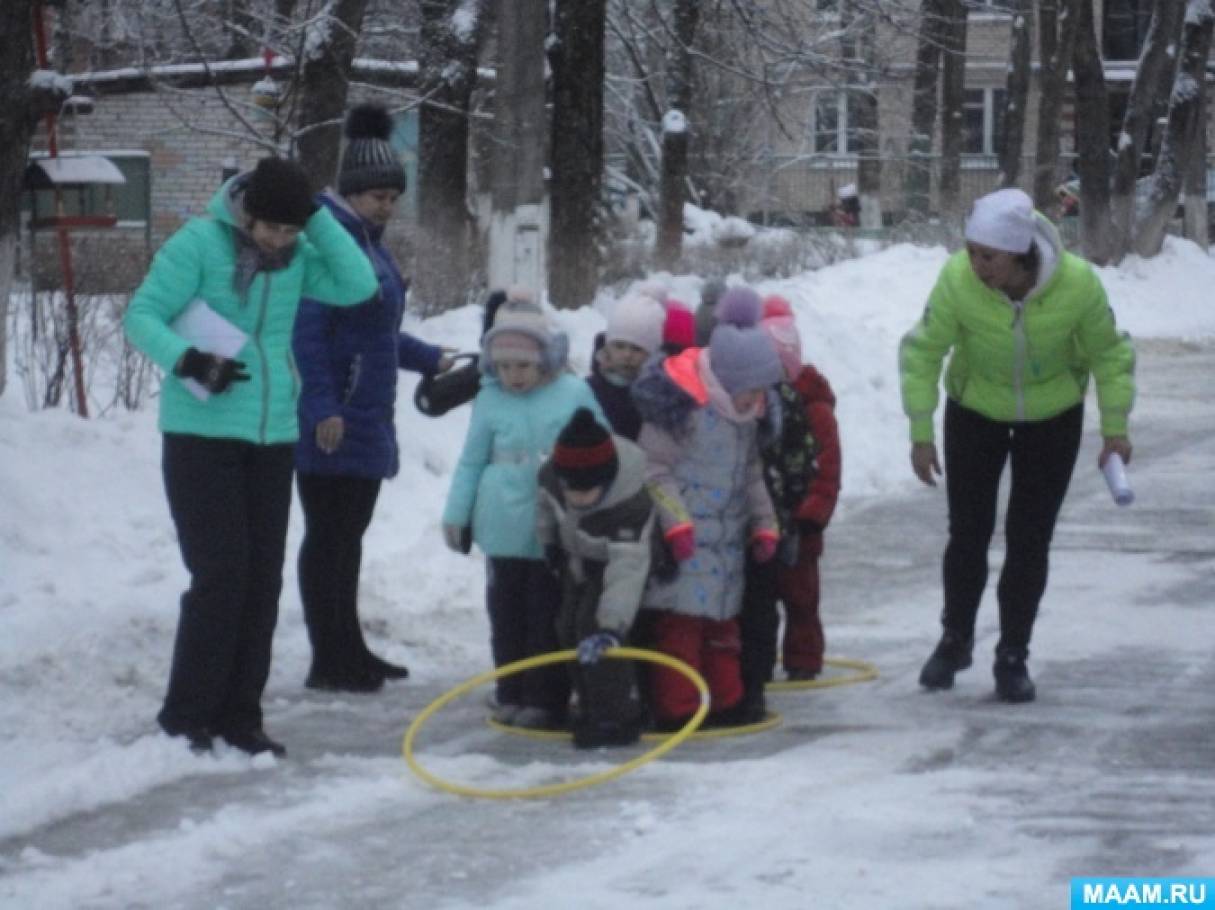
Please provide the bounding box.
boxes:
[964,188,1036,253]
[605,295,665,354]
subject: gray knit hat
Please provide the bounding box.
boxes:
[708,323,783,395]
[337,104,406,196]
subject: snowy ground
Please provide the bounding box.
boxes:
[2,238,1214,909]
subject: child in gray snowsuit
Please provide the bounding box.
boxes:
[537,408,656,748]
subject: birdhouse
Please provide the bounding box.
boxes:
[24,153,127,230]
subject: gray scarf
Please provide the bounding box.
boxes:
[232,227,297,299]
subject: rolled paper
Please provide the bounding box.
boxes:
[1102,452,1134,506]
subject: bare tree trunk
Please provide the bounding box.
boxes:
[1134,4,1214,257]
[998,0,1033,187]
[1071,0,1115,263]
[842,1,881,229]
[1032,0,1078,209]
[1181,64,1210,250]
[938,0,968,220]
[415,0,485,314]
[904,0,945,219]
[656,0,700,269]
[548,0,606,310]
[294,0,368,187]
[1110,0,1185,260]
[487,0,547,292]
[2,0,49,398]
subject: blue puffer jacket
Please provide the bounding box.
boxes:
[293,192,443,478]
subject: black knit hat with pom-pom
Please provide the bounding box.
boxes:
[338,103,406,196]
[553,408,619,492]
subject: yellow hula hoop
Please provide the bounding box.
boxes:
[486,710,783,742]
[766,656,879,692]
[402,647,710,800]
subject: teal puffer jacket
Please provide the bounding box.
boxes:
[124,174,377,444]
[443,373,607,559]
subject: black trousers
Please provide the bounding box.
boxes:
[940,399,1083,656]
[159,434,294,736]
[555,580,642,730]
[296,473,382,675]
[738,557,780,703]
[486,558,568,715]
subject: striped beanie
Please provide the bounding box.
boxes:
[338,104,406,196]
[552,408,619,491]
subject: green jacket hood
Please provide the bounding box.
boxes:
[207,171,256,228]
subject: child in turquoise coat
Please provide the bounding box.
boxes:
[442,299,606,729]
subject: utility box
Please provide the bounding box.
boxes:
[487,201,548,295]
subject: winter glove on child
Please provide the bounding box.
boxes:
[577,631,621,666]
[176,347,250,395]
[442,523,471,554]
[751,529,779,564]
[665,523,696,562]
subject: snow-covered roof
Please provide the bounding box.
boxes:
[25,155,127,187]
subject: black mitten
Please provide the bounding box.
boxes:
[176,347,250,394]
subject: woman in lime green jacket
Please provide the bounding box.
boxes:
[899,188,1134,704]
[124,157,377,757]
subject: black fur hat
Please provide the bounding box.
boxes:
[338,104,407,196]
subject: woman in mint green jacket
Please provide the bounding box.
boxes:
[899,188,1134,704]
[124,157,376,757]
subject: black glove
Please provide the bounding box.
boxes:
[176,347,250,395]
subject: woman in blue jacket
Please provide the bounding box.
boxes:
[124,156,377,756]
[294,105,452,693]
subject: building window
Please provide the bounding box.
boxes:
[963,88,1006,156]
[811,90,858,155]
[1103,0,1152,61]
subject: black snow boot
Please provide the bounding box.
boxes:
[918,630,974,690]
[572,718,642,750]
[221,727,287,757]
[993,649,1035,703]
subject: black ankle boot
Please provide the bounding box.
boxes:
[221,727,287,757]
[919,631,973,690]
[993,649,1035,703]
[306,664,384,693]
[365,652,410,680]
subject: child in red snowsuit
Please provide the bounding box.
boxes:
[739,295,841,714]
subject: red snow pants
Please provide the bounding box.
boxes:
[649,612,743,722]
[779,530,825,674]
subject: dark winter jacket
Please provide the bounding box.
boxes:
[758,365,841,542]
[586,334,644,441]
[293,191,443,478]
[536,438,655,637]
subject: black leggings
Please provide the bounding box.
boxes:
[940,399,1083,656]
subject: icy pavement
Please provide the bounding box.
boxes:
[2,341,1213,910]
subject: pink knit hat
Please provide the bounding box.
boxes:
[760,294,803,381]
